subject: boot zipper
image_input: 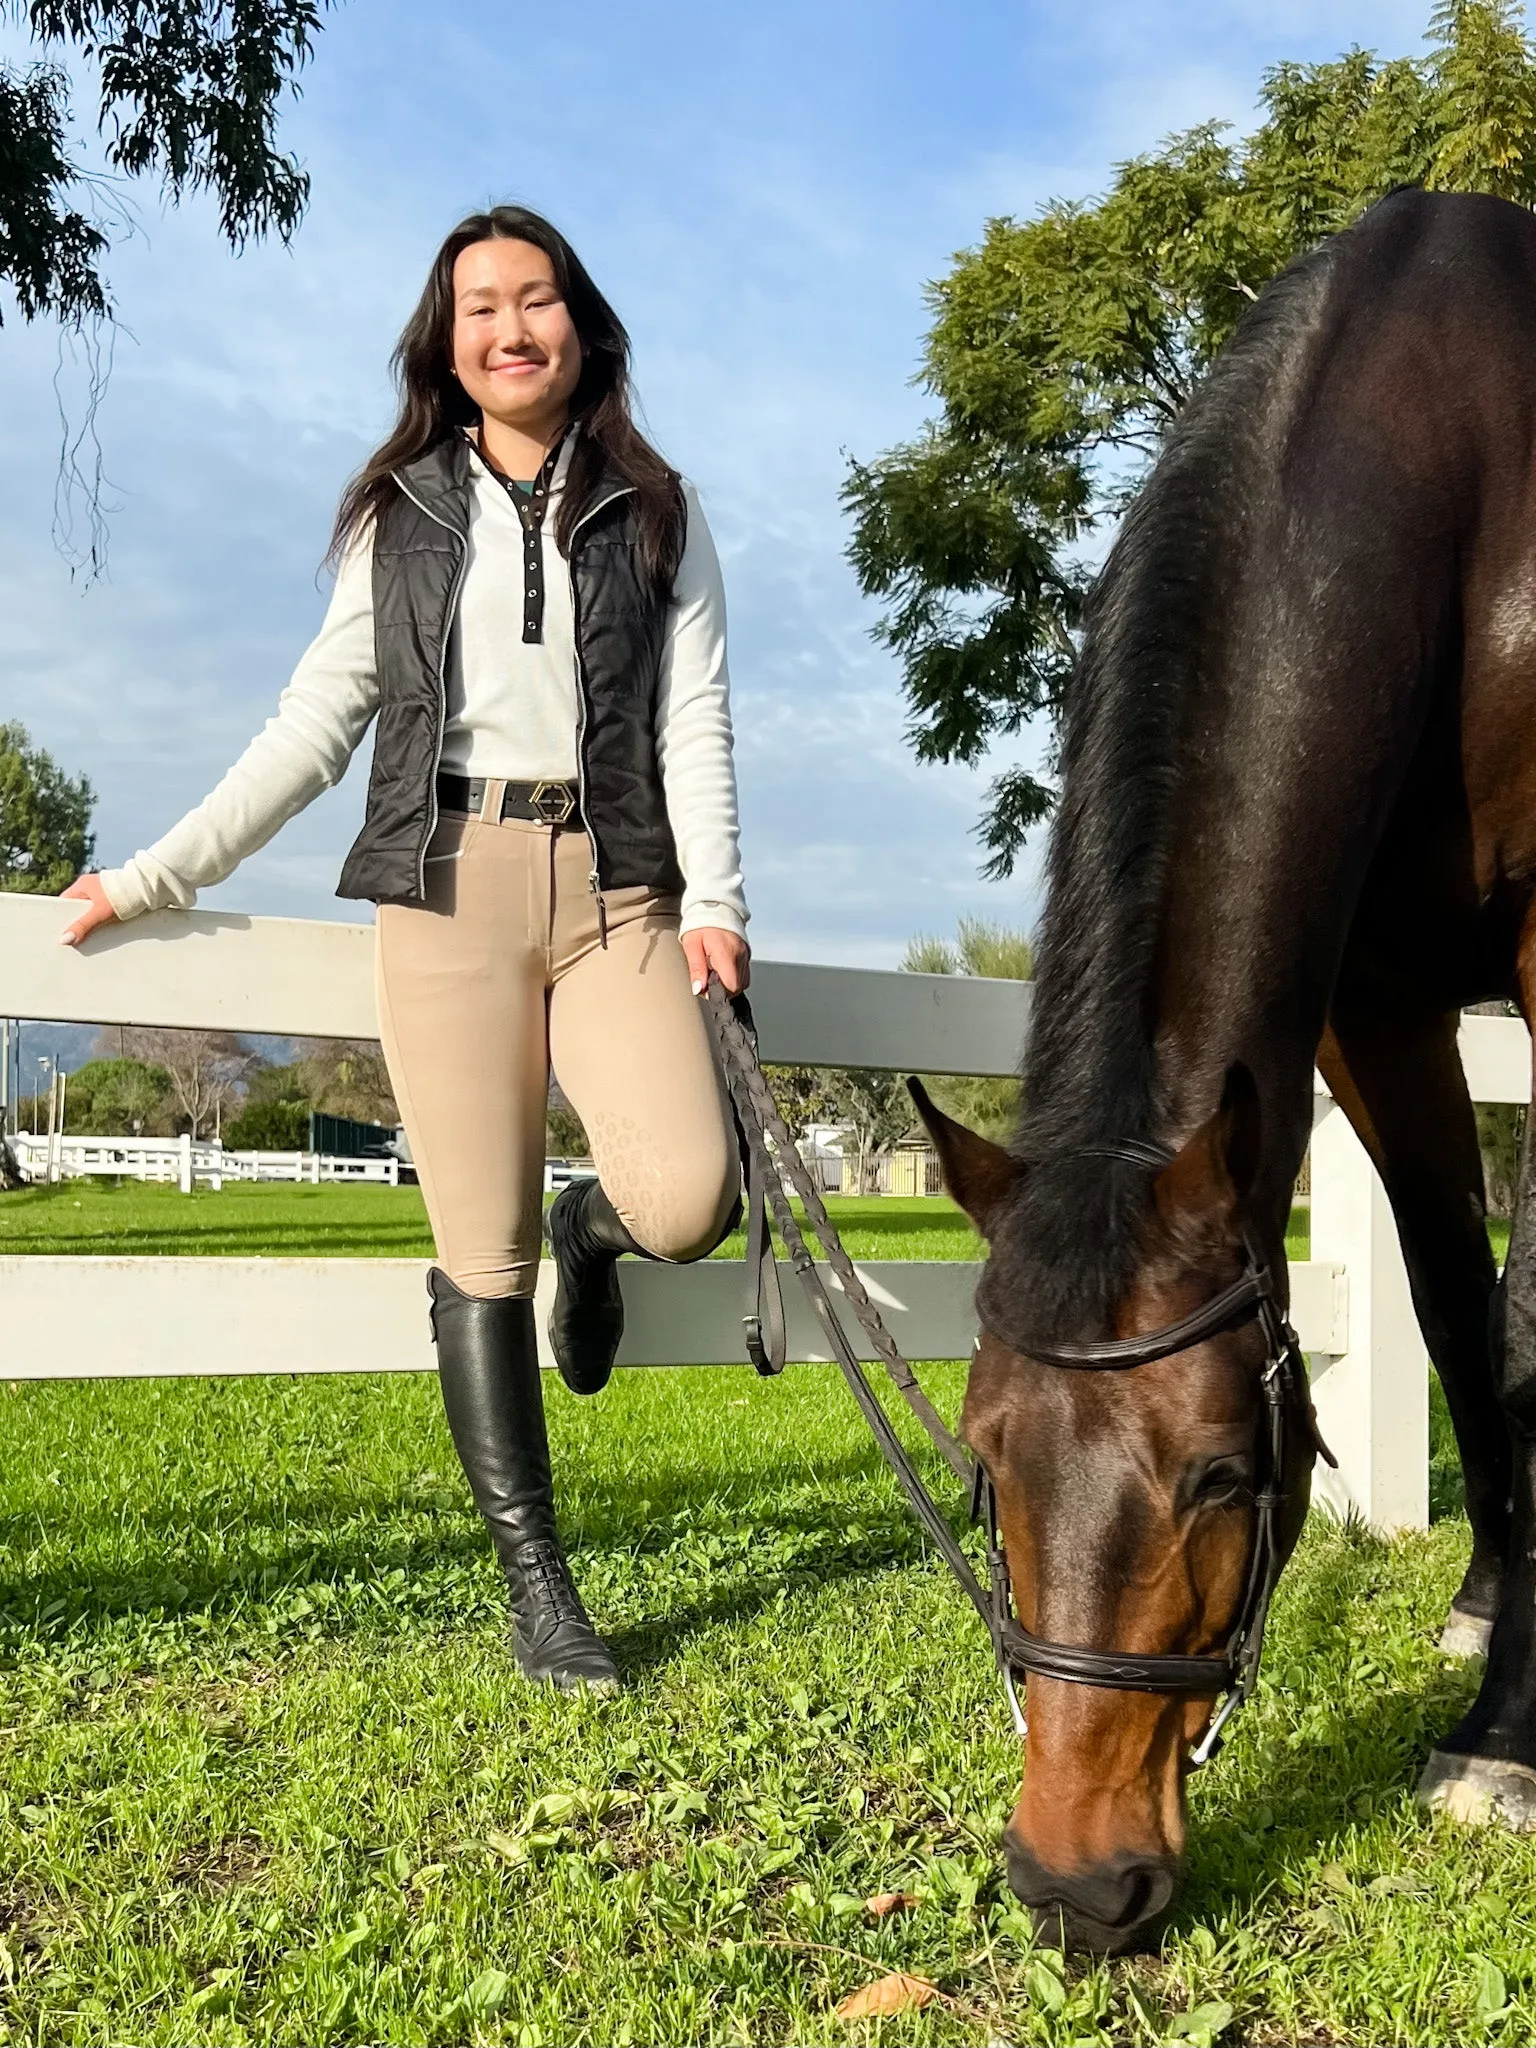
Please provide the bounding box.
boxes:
[390,470,469,900]
[568,484,634,951]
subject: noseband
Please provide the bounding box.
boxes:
[984,1139,1332,1767]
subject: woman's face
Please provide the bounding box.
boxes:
[451,238,583,441]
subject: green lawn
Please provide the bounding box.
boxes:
[0,1183,982,1264]
[0,1184,1530,2044]
[0,1181,1307,1268]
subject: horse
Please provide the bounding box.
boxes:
[913,184,1536,1955]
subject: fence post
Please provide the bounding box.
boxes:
[178,1132,193,1196]
[1307,1095,1429,1530]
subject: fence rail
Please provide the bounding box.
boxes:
[2,892,1531,1533]
[7,1132,400,1191]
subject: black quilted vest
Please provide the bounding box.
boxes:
[336,433,684,906]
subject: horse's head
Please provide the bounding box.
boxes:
[915,1069,1314,1954]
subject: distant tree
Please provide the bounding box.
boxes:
[844,1,1536,875]
[240,1059,310,1109]
[1477,1102,1526,1217]
[761,1064,842,1149]
[759,920,1035,1187]
[902,918,1031,1143]
[818,1069,920,1195]
[64,1055,172,1134]
[0,720,94,892]
[905,916,1033,982]
[118,1026,252,1137]
[224,1095,309,1149]
[546,1080,589,1160]
[289,1039,399,1126]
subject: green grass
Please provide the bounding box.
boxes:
[0,1363,1525,2047]
[0,1183,983,1264]
[0,1184,1530,2043]
[0,1181,1307,1268]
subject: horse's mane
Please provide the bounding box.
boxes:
[981,232,1345,1345]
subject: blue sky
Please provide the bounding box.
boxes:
[2,0,1433,967]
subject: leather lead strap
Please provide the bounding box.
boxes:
[744,1142,786,1378]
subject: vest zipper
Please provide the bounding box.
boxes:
[568,484,635,950]
[390,471,470,899]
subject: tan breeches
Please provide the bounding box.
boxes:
[375,806,739,1300]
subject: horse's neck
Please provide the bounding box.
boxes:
[1148,751,1352,1232]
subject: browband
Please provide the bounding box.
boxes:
[1016,1266,1269,1370]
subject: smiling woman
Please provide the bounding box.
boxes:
[54,203,753,1704]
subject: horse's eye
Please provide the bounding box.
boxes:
[1188,1457,1252,1508]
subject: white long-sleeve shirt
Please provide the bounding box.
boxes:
[100,446,749,937]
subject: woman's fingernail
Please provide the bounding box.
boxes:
[691,980,704,995]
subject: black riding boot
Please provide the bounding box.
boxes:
[427,1268,619,1691]
[543,1178,654,1397]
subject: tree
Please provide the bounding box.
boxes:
[761,1064,842,1149]
[4,1,333,573]
[286,1039,399,1126]
[819,1068,919,1196]
[1477,1102,1525,1217]
[761,919,1036,1186]
[844,1,1536,875]
[905,916,1033,982]
[902,918,1032,1142]
[0,720,94,892]
[117,1025,252,1136]
[64,1055,172,1134]
[546,1080,589,1160]
[2,0,330,330]
[224,1095,309,1149]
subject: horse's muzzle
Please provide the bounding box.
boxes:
[1004,1831,1178,1955]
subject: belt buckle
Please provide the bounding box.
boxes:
[530,780,575,825]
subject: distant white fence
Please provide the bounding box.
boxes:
[7,1132,399,1191]
[1,891,1530,1533]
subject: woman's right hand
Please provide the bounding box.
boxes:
[59,874,119,947]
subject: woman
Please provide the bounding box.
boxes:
[61,206,750,1695]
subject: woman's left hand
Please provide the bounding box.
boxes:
[683,927,750,997]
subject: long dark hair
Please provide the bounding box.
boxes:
[330,204,684,588]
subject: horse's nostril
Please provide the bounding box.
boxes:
[1005,1831,1178,1953]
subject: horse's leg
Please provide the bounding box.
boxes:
[1317,1009,1509,1653]
[1415,942,1536,1826]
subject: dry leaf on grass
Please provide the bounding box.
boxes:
[863,1890,919,1919]
[834,1972,938,2019]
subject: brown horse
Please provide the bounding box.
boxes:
[916,185,1536,1954]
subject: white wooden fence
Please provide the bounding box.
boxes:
[7,1132,400,1191]
[1,892,1529,1533]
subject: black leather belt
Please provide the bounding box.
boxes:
[437,775,582,826]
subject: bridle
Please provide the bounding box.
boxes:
[986,1137,1332,1768]
[702,986,1333,1771]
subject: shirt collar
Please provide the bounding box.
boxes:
[463,420,577,500]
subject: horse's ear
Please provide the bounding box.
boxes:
[907,1078,1021,1237]
[1153,1063,1262,1239]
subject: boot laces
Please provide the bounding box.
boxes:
[523,1541,584,1627]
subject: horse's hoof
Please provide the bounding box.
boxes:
[1417,1752,1536,1831]
[1438,1607,1493,1659]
